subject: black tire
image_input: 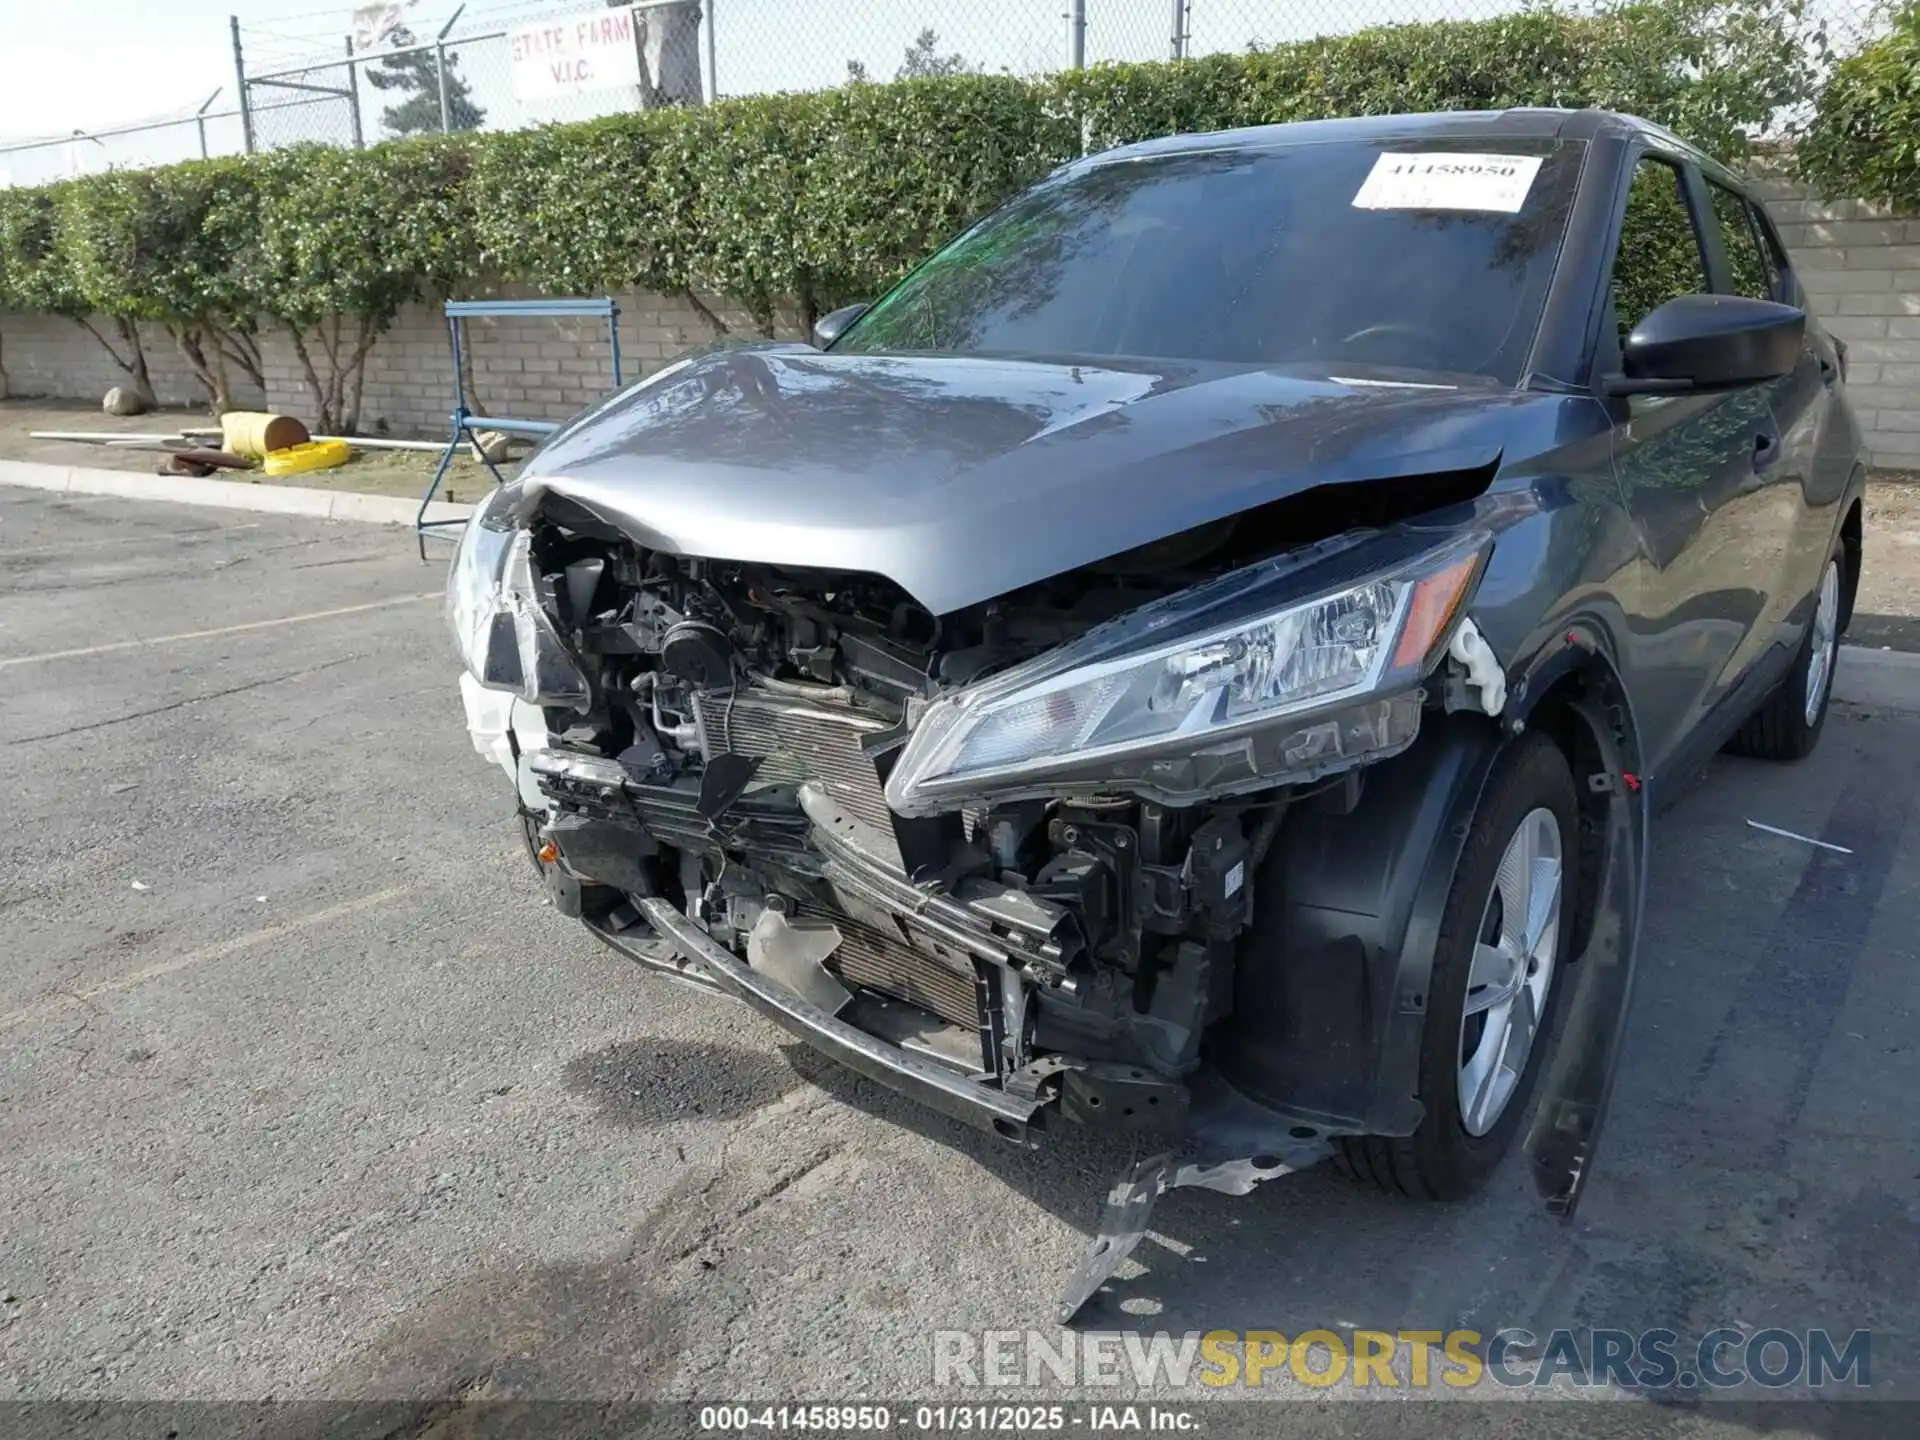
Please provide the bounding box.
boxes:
[1724,547,1845,762]
[1334,731,1577,1200]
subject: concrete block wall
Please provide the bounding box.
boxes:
[256,289,806,437]
[1,287,804,438]
[0,314,249,412]
[1748,172,1920,467]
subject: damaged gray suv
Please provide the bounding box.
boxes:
[449,109,1863,1315]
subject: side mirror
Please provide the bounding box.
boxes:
[1605,294,1805,396]
[813,302,868,349]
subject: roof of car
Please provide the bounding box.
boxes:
[1092,107,1706,167]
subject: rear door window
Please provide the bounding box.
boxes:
[1748,202,1792,296]
[1707,181,1774,300]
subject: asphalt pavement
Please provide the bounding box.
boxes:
[2,488,1917,1427]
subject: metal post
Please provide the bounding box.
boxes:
[436,45,453,132]
[1170,0,1188,59]
[607,298,624,387]
[344,37,365,148]
[230,16,254,153]
[436,7,465,134]
[704,0,719,104]
[1068,0,1086,69]
[194,88,221,159]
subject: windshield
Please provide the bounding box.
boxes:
[836,136,1585,385]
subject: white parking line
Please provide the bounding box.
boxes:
[0,522,263,558]
[0,593,439,669]
[0,885,414,1032]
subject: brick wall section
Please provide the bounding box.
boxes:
[0,314,255,411]
[1749,172,1920,467]
[1,287,803,437]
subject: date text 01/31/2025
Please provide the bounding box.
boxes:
[697,1404,1200,1432]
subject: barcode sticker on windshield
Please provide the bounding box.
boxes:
[1352,152,1543,213]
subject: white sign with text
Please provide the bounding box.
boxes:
[508,5,643,101]
[1352,153,1543,213]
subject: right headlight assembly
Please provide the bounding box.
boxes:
[446,483,591,710]
[885,531,1490,816]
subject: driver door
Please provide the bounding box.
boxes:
[1606,154,1795,780]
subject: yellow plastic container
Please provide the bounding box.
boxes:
[263,439,351,477]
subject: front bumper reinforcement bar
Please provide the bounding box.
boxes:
[634,896,1048,1143]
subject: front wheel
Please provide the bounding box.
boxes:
[1724,550,1844,762]
[1335,731,1576,1200]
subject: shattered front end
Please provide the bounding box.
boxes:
[453,478,1495,1165]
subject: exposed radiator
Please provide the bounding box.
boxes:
[694,688,898,844]
[694,687,983,1029]
[802,904,981,1031]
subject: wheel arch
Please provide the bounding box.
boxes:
[1510,647,1645,972]
[1839,482,1864,632]
[1220,708,1504,1135]
[1219,642,1647,1216]
[1506,644,1649,1214]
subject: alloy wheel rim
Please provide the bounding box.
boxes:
[1457,806,1562,1137]
[1804,561,1841,726]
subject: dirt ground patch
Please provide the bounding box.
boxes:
[0,398,503,503]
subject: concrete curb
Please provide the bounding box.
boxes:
[0,458,473,527]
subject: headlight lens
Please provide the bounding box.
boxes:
[446,487,590,709]
[886,533,1487,815]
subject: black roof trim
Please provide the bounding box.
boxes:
[1084,107,1692,167]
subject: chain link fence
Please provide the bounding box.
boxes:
[0,0,1893,185]
[0,98,245,188]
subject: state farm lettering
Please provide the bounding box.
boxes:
[508,5,645,100]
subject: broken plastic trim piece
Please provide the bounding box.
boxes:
[1058,1136,1332,1323]
[1521,690,1644,1218]
[1448,616,1507,715]
[1058,1072,1343,1321]
[746,909,852,1013]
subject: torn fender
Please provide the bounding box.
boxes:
[1522,684,1647,1216]
[1220,711,1506,1135]
[1219,679,1645,1215]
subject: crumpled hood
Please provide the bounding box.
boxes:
[520,343,1558,615]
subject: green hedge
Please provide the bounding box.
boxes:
[1798,2,1920,211]
[1057,0,1812,158]
[0,0,1814,428]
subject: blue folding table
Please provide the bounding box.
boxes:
[415,296,624,555]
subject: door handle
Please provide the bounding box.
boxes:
[1752,431,1781,472]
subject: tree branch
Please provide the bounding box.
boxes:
[213,321,265,394]
[343,313,380,434]
[71,317,136,377]
[170,324,223,414]
[114,318,154,395]
[285,321,332,431]
[683,291,732,339]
